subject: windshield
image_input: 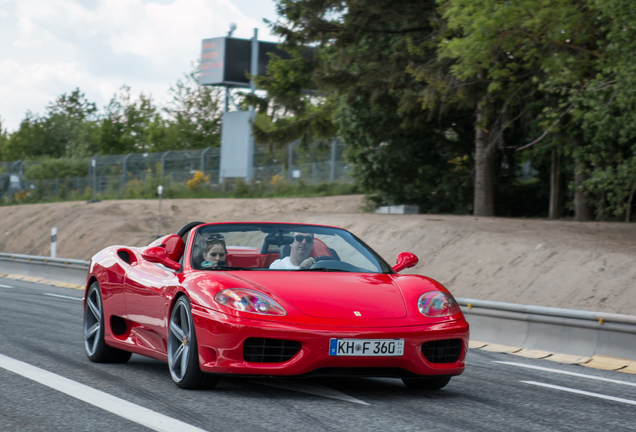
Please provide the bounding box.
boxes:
[190,223,393,274]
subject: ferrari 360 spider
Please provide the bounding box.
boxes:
[83,222,469,390]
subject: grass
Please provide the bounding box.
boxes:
[0,179,360,207]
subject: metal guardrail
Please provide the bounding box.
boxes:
[456,298,636,327]
[0,252,90,286]
[457,297,636,360]
[0,252,90,268]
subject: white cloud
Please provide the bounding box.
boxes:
[0,0,279,132]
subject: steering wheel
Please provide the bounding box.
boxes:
[313,255,336,263]
[309,255,362,271]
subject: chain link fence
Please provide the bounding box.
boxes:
[1,141,353,201]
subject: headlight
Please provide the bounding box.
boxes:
[214,288,286,316]
[417,291,460,317]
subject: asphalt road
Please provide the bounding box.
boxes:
[1,277,636,432]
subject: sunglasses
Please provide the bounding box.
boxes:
[207,252,226,257]
[294,235,314,243]
[205,234,225,242]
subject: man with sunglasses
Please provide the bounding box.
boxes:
[269,232,315,270]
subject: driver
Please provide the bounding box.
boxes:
[269,232,315,270]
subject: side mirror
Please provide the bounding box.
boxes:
[142,246,181,271]
[393,252,419,273]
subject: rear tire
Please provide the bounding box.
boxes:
[84,282,132,364]
[402,376,451,390]
[168,296,219,389]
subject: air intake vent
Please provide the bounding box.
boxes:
[243,338,301,363]
[117,250,131,264]
[421,339,463,363]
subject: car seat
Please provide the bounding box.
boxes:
[192,239,205,269]
[278,243,340,260]
[279,245,291,259]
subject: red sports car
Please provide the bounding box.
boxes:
[83,222,469,390]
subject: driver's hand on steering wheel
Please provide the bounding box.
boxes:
[299,257,315,270]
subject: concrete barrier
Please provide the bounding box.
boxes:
[458,297,636,360]
[0,252,89,286]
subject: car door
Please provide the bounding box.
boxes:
[124,257,176,354]
[96,248,130,326]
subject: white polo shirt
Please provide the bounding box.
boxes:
[269,256,300,270]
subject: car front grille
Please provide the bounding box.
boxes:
[243,338,302,363]
[421,339,463,363]
[303,367,419,378]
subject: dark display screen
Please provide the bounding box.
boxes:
[199,37,291,87]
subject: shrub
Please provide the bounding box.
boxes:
[24,157,88,180]
[270,174,284,186]
[186,170,210,190]
[233,178,251,198]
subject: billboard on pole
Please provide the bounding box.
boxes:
[199,37,290,87]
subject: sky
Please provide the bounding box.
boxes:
[0,0,280,132]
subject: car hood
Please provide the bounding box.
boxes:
[230,272,407,319]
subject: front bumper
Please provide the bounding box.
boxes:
[192,307,469,377]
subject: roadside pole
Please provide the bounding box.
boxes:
[50,227,57,258]
[91,158,97,201]
[87,158,100,203]
[157,185,163,238]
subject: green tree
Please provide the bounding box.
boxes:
[0,117,13,161]
[96,86,160,154]
[253,0,477,212]
[1,112,53,160]
[44,88,97,158]
[46,88,99,158]
[573,0,636,221]
[437,0,604,217]
[158,69,224,151]
[1,89,99,160]
[337,92,474,213]
[250,44,335,147]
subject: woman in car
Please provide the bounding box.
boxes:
[201,235,227,268]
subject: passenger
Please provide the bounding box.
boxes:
[270,232,315,270]
[201,235,227,268]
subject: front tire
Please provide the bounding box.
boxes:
[402,376,451,390]
[168,296,219,389]
[84,282,132,363]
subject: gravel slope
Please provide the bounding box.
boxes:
[0,195,635,314]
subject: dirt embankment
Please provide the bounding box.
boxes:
[1,195,635,314]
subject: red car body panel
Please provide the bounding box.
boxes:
[86,222,469,378]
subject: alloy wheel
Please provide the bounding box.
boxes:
[168,298,192,382]
[84,285,102,357]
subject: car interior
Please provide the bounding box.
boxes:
[141,222,388,273]
[186,225,339,270]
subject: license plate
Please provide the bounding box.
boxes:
[329,339,404,356]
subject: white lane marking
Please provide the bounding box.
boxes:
[44,293,82,301]
[249,379,370,406]
[494,361,636,388]
[522,381,636,406]
[0,284,14,288]
[0,353,207,432]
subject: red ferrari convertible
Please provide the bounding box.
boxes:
[83,222,469,390]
